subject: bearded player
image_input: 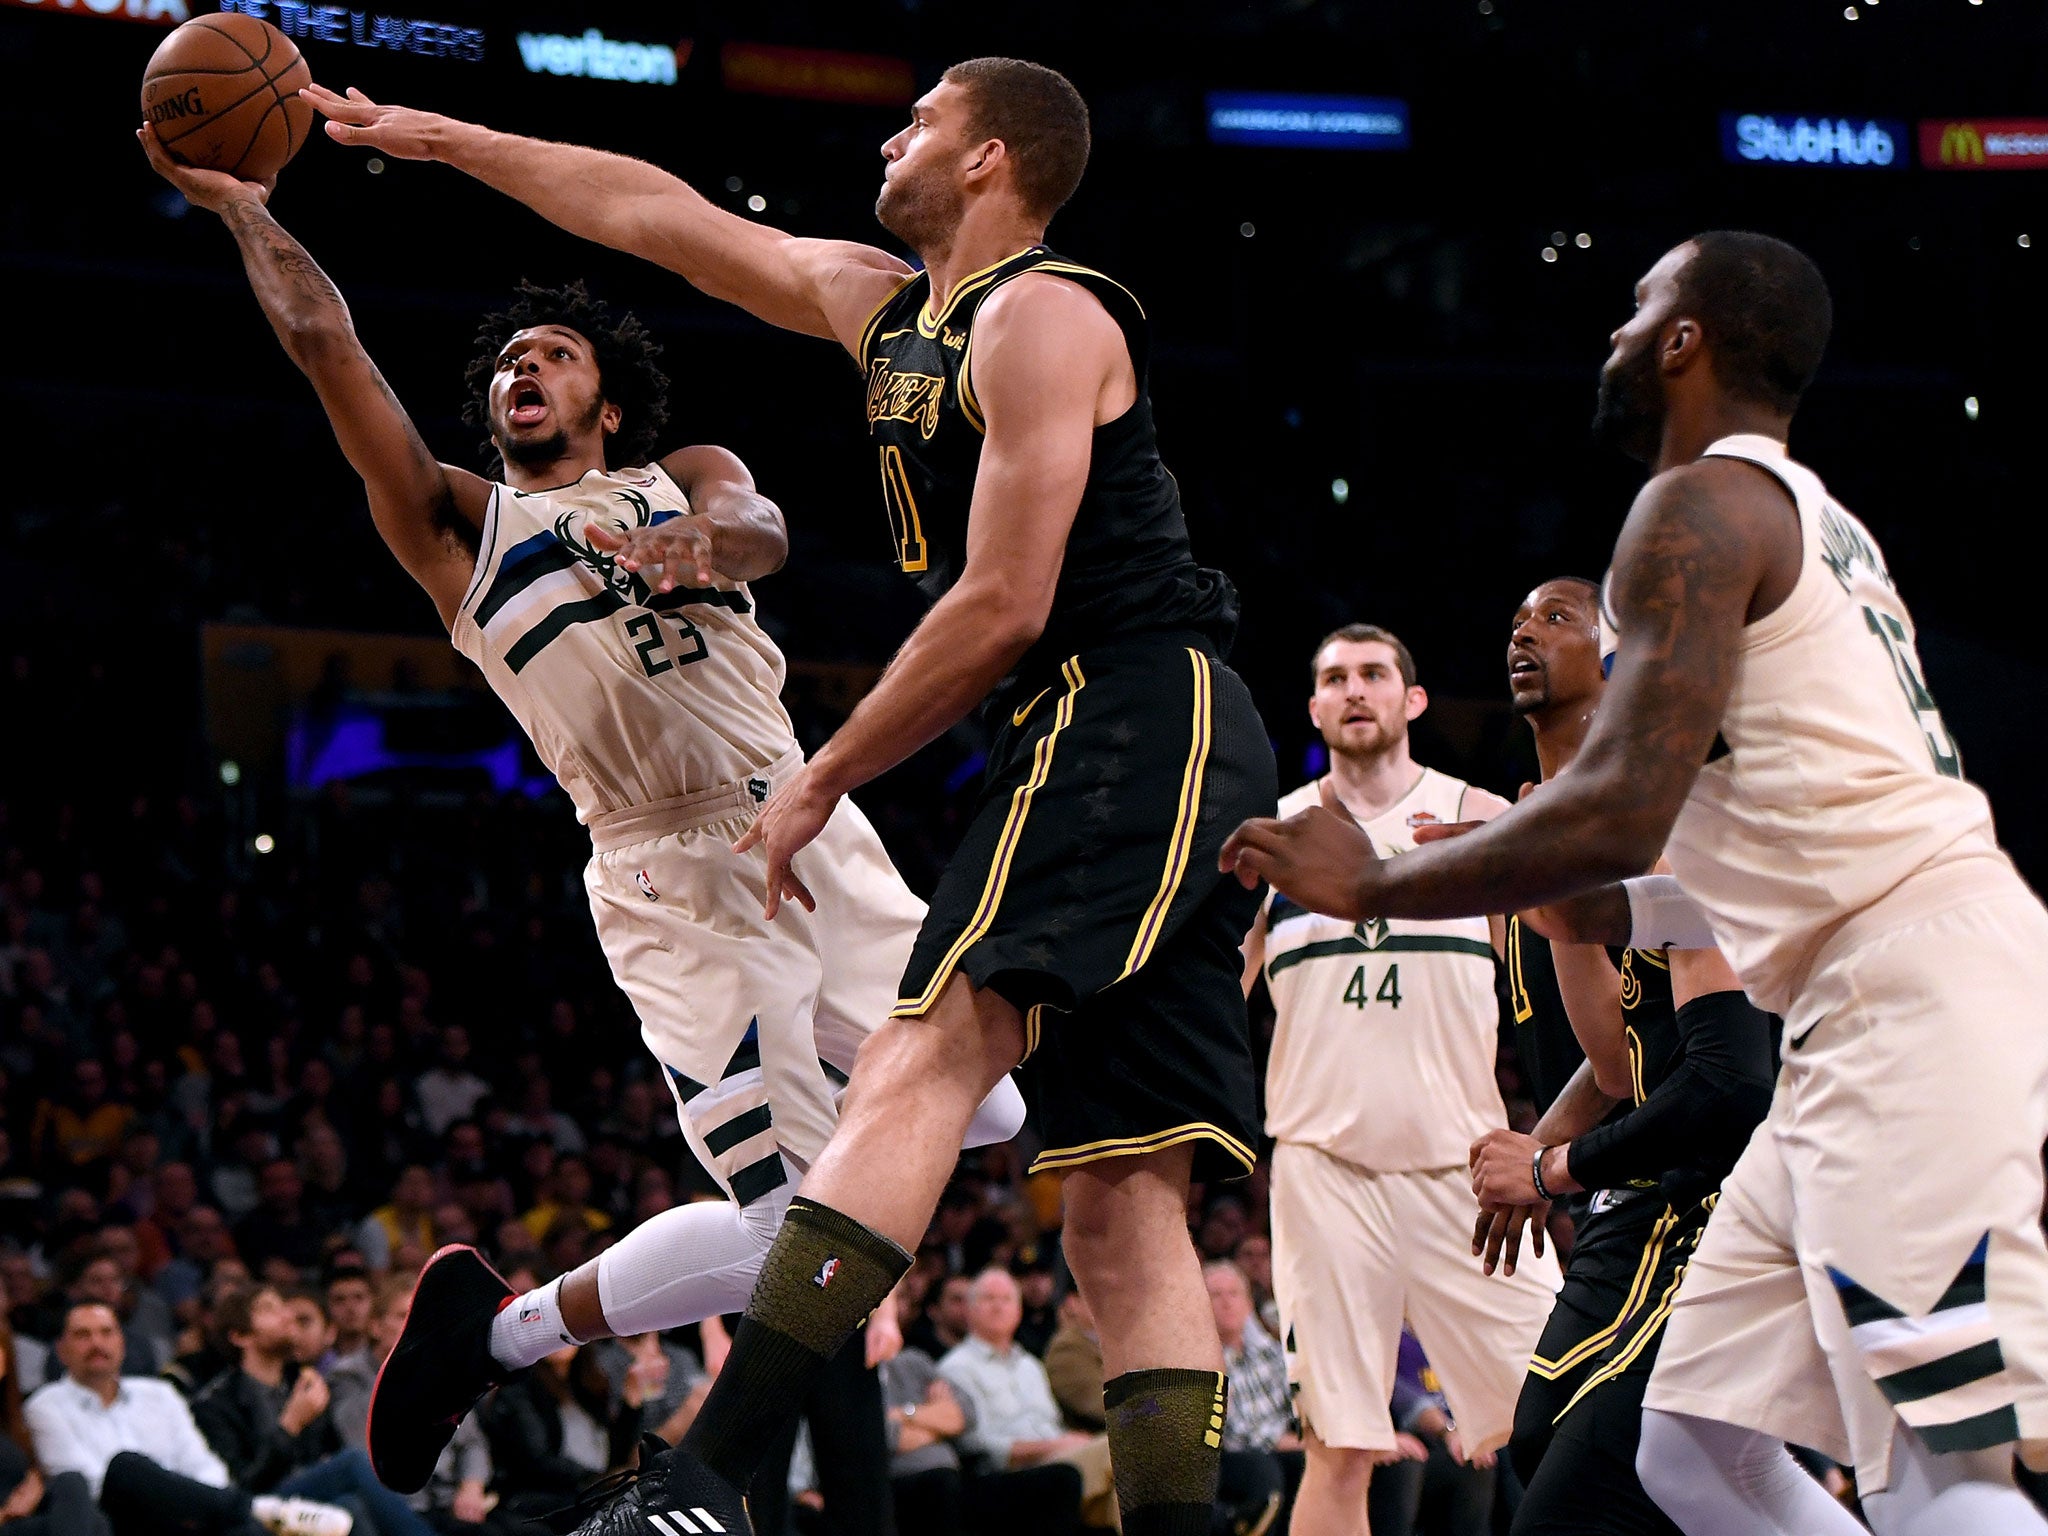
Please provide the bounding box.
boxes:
[139,122,1023,1504]
[1226,231,2048,1536]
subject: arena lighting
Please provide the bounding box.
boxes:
[253,834,276,854]
[1575,232,1592,247]
[1239,222,1256,238]
[219,760,241,786]
[1331,478,1351,505]
[2021,234,2033,248]
[1965,396,1981,420]
[747,194,768,212]
[1540,246,1558,263]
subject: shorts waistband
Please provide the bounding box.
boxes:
[1803,836,2020,983]
[585,746,803,853]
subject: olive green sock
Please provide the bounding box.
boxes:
[1103,1367,1229,1536]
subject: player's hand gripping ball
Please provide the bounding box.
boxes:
[141,14,313,183]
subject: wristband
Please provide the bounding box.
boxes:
[1623,875,1719,951]
[1531,1144,1557,1203]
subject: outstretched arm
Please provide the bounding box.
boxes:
[1223,457,1785,919]
[141,124,487,628]
[302,87,913,354]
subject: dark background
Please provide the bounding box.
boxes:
[4,0,2044,904]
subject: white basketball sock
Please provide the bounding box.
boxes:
[488,1274,579,1373]
[595,1176,794,1338]
[1863,1422,2048,1536]
[1637,1409,1866,1536]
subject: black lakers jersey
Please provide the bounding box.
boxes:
[856,245,1238,687]
[1503,913,1586,1118]
[1613,946,1679,1110]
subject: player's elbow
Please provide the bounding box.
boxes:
[281,316,357,371]
[1590,1059,1635,1101]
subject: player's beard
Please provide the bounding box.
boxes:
[501,396,607,468]
[877,164,966,252]
[1590,335,1665,463]
[1323,709,1405,765]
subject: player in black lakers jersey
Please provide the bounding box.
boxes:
[310,58,1277,1535]
[1462,581,1775,1534]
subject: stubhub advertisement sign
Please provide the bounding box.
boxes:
[1208,92,1410,150]
[1721,113,1905,168]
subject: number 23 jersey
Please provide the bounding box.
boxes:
[1260,770,1505,1173]
[451,463,798,826]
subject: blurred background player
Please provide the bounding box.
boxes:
[137,118,1023,1505]
[1463,578,1776,1534]
[1239,624,1556,1536]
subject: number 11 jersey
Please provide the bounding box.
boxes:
[451,463,798,826]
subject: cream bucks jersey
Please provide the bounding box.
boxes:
[1601,434,2006,1013]
[1261,769,1505,1172]
[451,463,798,826]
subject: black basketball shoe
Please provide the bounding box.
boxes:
[556,1439,753,1536]
[366,1244,516,1493]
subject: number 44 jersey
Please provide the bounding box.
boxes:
[452,464,799,825]
[1601,434,2006,1015]
[1260,769,1506,1174]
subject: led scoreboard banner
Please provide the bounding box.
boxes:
[1721,112,1906,167]
[1207,91,1410,151]
[1921,119,2048,170]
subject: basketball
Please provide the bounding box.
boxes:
[140,13,313,183]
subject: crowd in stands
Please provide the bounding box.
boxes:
[0,629,1551,1535]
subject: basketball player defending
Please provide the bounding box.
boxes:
[1240,625,1558,1536]
[1225,231,2048,1535]
[308,58,1277,1536]
[139,124,1023,1499]
[1466,579,1776,1536]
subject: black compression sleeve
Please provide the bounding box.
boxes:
[1565,989,1775,1192]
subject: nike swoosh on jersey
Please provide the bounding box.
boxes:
[1788,1019,1822,1050]
[1011,688,1051,728]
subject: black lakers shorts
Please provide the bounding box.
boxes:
[894,633,1278,1183]
[1514,1195,1715,1533]
[1514,1188,1675,1477]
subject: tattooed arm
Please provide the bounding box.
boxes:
[1224,457,1797,919]
[140,125,489,629]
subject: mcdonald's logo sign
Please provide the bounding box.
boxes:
[1920,118,2048,169]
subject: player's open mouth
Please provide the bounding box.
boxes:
[1509,658,1540,677]
[508,380,548,427]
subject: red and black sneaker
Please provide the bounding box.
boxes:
[366,1244,516,1493]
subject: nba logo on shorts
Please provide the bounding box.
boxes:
[814,1258,840,1289]
[519,1301,542,1325]
[636,870,659,901]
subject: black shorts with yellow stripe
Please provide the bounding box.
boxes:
[893,633,1278,1184]
[1511,1195,1714,1535]
[1512,1188,1674,1481]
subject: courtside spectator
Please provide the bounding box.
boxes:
[26,1301,349,1536]
[939,1269,1110,1536]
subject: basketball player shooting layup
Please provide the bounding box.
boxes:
[138,118,1025,1498]
[306,57,1277,1536]
[1224,232,2048,1535]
